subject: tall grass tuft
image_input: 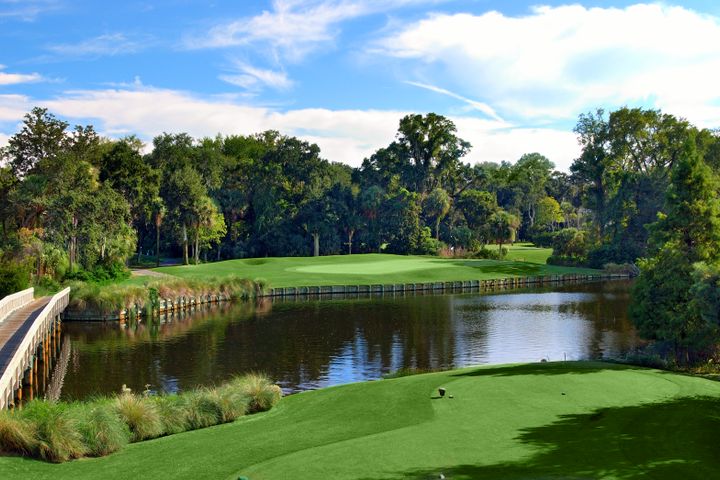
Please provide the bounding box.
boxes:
[20,400,87,462]
[0,410,37,455]
[114,394,163,441]
[152,395,190,435]
[233,373,283,413]
[70,401,130,456]
[183,388,224,429]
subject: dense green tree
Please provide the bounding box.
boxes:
[509,153,554,229]
[2,108,70,177]
[631,138,720,361]
[456,190,497,246]
[536,197,563,231]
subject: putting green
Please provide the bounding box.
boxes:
[3,362,718,479]
[155,249,599,288]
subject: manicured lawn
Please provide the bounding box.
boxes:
[155,246,595,289]
[2,361,718,479]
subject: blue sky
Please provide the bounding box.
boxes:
[1,0,720,170]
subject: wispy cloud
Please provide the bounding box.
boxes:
[0,65,43,85]
[0,0,61,21]
[186,0,445,61]
[47,33,149,58]
[376,4,720,127]
[219,61,293,91]
[405,81,504,122]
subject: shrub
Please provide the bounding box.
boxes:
[551,228,588,260]
[0,261,30,298]
[71,402,130,456]
[34,275,61,293]
[529,230,556,248]
[473,247,505,260]
[20,400,87,462]
[0,410,37,455]
[114,394,163,441]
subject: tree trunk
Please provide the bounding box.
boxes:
[156,222,161,267]
[182,223,189,265]
[347,230,354,255]
[136,231,142,265]
[194,226,200,264]
[435,218,441,240]
[217,245,221,261]
[312,233,320,257]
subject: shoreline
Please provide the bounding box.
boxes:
[64,272,631,322]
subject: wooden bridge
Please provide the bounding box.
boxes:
[0,287,70,409]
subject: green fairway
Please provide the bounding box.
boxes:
[2,362,718,479]
[155,245,596,288]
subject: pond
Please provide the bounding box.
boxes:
[57,280,637,400]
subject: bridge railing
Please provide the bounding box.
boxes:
[0,287,70,409]
[0,287,34,324]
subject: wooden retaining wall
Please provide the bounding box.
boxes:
[262,273,630,299]
[63,293,231,322]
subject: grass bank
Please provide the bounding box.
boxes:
[1,361,718,479]
[65,276,266,317]
[156,245,598,289]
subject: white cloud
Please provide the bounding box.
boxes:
[0,65,43,85]
[187,0,445,61]
[219,61,293,90]
[0,132,9,148]
[47,33,147,57]
[26,86,578,169]
[376,4,720,127]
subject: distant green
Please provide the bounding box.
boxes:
[2,362,718,479]
[155,244,598,289]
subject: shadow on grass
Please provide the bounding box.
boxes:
[451,361,638,379]
[365,396,720,480]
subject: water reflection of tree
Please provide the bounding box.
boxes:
[59,282,636,401]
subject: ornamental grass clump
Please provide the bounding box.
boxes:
[70,402,130,457]
[0,373,280,463]
[234,373,283,413]
[0,410,36,455]
[20,400,87,463]
[152,395,190,435]
[183,388,225,429]
[114,393,163,442]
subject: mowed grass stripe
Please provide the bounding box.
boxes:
[2,362,719,479]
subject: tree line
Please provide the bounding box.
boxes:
[0,109,578,279]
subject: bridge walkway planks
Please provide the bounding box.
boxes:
[0,297,51,374]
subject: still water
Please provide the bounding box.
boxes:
[58,280,637,400]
